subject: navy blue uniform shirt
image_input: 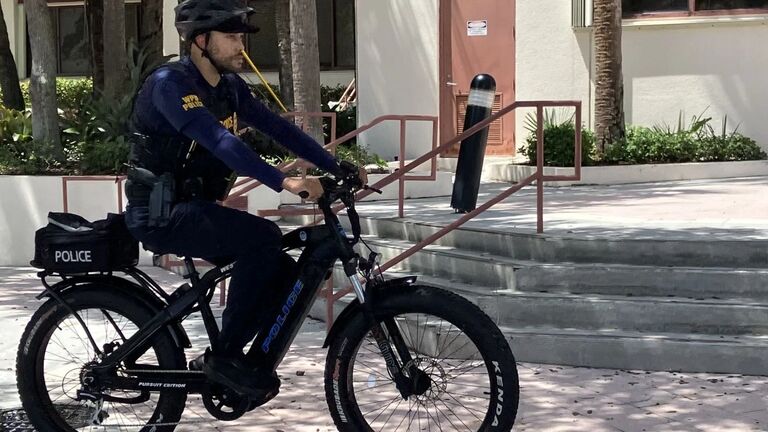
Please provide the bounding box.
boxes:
[131,56,341,191]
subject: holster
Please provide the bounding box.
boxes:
[127,166,175,228]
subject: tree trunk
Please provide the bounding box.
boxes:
[140,0,163,68]
[593,0,625,152]
[86,0,105,96]
[276,0,294,110]
[24,0,62,157]
[0,4,24,110]
[290,0,323,143]
[102,0,129,99]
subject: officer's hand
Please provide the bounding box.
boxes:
[358,166,368,186]
[282,176,324,201]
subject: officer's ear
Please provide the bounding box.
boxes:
[194,33,208,50]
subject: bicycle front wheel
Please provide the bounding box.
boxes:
[324,284,519,431]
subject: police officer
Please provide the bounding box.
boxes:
[124,0,363,399]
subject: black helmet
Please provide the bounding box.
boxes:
[175,0,260,42]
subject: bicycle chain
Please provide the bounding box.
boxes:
[10,368,222,430]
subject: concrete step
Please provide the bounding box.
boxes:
[282,214,768,268]
[308,289,768,375]
[501,328,768,375]
[514,263,768,301]
[476,291,768,336]
[321,230,768,301]
[324,266,768,336]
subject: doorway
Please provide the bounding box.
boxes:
[439,0,516,156]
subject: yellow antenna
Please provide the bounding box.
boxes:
[241,50,288,113]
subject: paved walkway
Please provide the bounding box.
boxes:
[1,266,767,431]
[356,176,768,240]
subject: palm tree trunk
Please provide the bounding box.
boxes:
[290,0,323,143]
[140,0,163,68]
[593,0,625,152]
[0,4,24,110]
[24,0,63,157]
[86,0,105,95]
[103,0,129,99]
[276,0,294,110]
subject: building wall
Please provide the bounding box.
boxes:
[516,0,768,152]
[515,0,593,151]
[1,0,25,77]
[162,0,179,57]
[622,19,768,152]
[1,0,15,56]
[355,0,440,161]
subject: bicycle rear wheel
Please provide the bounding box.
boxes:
[324,284,519,431]
[16,287,187,431]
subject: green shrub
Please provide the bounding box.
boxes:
[5,78,94,111]
[0,105,33,145]
[0,107,63,174]
[77,136,130,174]
[0,107,70,174]
[604,117,767,164]
[603,126,699,164]
[521,109,596,166]
[55,79,93,111]
[335,141,388,169]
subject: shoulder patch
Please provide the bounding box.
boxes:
[181,94,204,111]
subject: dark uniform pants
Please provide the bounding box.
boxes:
[125,200,287,355]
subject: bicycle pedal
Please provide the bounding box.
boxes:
[188,351,207,371]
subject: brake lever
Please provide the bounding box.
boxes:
[364,185,383,194]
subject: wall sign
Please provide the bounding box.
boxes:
[467,20,488,36]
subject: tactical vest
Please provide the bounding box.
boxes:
[127,61,239,204]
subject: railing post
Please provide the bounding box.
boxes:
[536,105,545,234]
[62,179,69,213]
[117,178,124,211]
[399,119,407,218]
[575,102,583,180]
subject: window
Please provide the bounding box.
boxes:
[27,4,141,76]
[246,0,355,70]
[246,0,280,69]
[622,0,768,17]
[58,7,90,75]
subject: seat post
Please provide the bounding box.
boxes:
[183,257,200,284]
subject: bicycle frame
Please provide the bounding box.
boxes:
[47,174,418,402]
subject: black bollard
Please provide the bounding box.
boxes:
[451,74,496,213]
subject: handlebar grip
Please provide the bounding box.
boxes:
[299,191,309,199]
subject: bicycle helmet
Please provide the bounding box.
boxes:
[175,0,259,42]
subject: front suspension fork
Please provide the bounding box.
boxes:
[362,304,417,399]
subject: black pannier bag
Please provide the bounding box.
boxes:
[31,212,139,273]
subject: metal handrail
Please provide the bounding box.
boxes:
[316,100,583,326]
[227,114,439,203]
[230,101,581,326]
